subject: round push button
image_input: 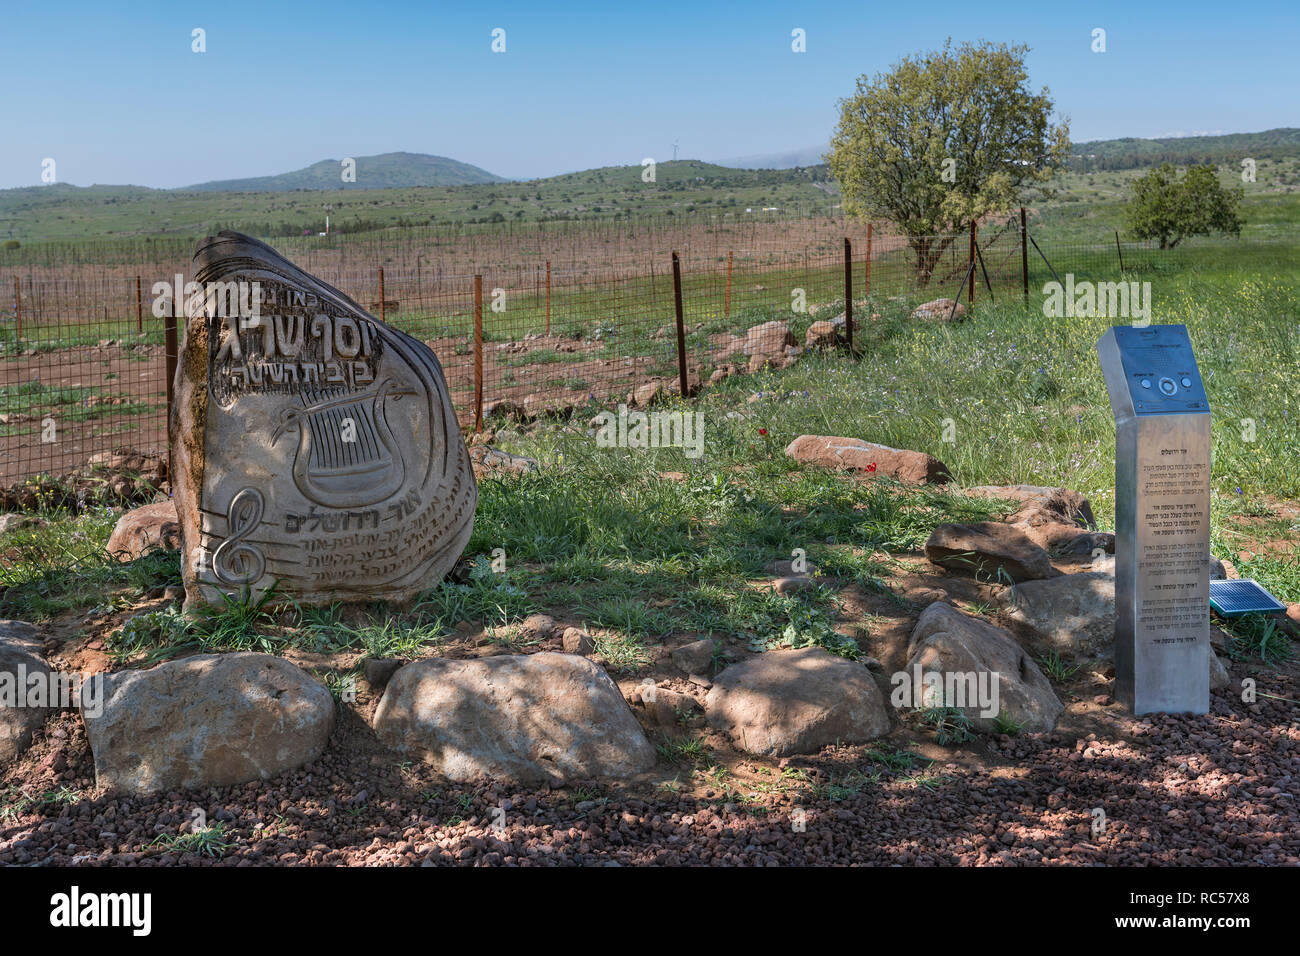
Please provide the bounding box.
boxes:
[1158,377,1177,396]
[1140,379,1151,389]
[1181,377,1192,388]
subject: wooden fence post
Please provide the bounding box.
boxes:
[843,237,854,353]
[672,252,688,397]
[473,275,484,433]
[378,267,386,323]
[13,277,20,341]
[1020,208,1030,303]
[545,260,551,335]
[136,275,143,333]
[1115,230,1126,272]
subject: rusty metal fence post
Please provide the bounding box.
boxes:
[864,223,873,299]
[13,277,20,341]
[671,252,687,397]
[136,275,143,333]
[1020,208,1030,302]
[968,220,977,305]
[378,267,386,323]
[724,250,733,316]
[545,260,551,335]
[473,274,484,432]
[843,237,854,353]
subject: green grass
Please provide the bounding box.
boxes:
[0,509,181,620]
[656,735,713,763]
[916,706,977,746]
[1223,614,1295,666]
[2,219,1295,694]
[0,785,82,820]
[146,823,234,860]
[1036,650,1081,683]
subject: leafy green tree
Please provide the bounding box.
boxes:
[1125,163,1243,248]
[826,40,1069,283]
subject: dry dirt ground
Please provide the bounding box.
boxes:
[2,539,1297,867]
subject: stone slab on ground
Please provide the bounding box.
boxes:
[705,646,891,757]
[0,621,54,765]
[907,603,1063,733]
[962,485,1098,528]
[925,521,1060,582]
[372,652,655,784]
[105,501,181,561]
[82,652,335,794]
[785,435,951,483]
[997,571,1116,657]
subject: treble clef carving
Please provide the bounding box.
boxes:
[213,487,267,586]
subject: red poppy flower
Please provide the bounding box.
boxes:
[758,428,768,436]
[867,462,877,473]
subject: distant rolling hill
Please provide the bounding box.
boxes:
[1070,128,1300,171]
[184,152,505,191]
[0,160,839,243]
[1,130,1295,244]
[720,129,1300,173]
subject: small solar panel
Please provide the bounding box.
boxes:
[1209,579,1288,617]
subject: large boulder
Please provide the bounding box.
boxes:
[905,603,1063,733]
[82,653,335,794]
[997,571,1115,656]
[804,320,843,350]
[105,501,181,561]
[372,652,656,784]
[964,484,1097,525]
[1000,574,1236,691]
[743,320,796,357]
[925,522,1059,582]
[0,621,54,765]
[705,647,891,756]
[785,435,951,484]
[171,232,476,609]
[987,487,1109,556]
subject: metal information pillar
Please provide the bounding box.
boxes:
[1097,324,1211,715]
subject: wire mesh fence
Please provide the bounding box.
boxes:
[0,216,1285,484]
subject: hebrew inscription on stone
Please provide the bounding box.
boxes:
[171,232,477,607]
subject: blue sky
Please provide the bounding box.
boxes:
[2,0,1296,189]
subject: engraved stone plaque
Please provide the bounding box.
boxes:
[171,232,477,607]
[1097,324,1210,714]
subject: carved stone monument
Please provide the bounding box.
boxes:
[172,232,476,607]
[1097,324,1210,714]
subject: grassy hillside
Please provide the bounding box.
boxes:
[2,128,1298,248]
[0,161,838,243]
[1071,128,1300,171]
[184,152,505,191]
